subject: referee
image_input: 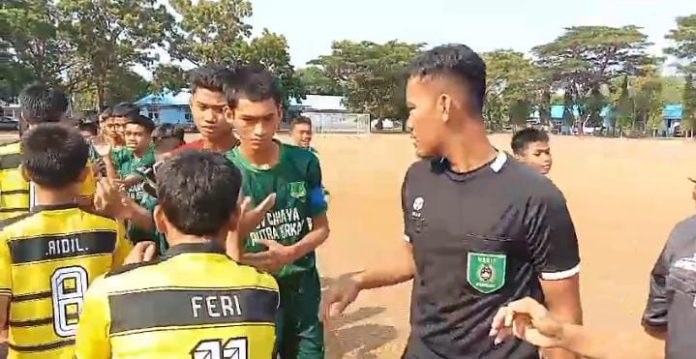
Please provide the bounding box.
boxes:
[321,44,582,359]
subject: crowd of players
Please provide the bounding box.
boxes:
[0,43,692,359]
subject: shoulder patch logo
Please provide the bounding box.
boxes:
[413,197,424,211]
[288,182,307,199]
[467,252,506,294]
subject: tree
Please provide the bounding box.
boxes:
[168,1,303,106]
[0,44,35,102]
[57,0,174,108]
[0,0,71,85]
[310,40,423,121]
[665,14,696,68]
[683,74,696,136]
[245,29,305,108]
[296,66,343,96]
[534,26,655,131]
[661,76,684,104]
[168,0,252,66]
[633,73,663,135]
[481,50,541,130]
[151,64,188,93]
[72,66,150,110]
[614,75,632,133]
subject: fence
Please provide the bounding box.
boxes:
[303,112,371,135]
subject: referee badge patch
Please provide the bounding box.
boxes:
[467,252,506,294]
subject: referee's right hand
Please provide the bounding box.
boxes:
[320,274,361,322]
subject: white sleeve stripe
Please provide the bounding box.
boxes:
[403,234,411,243]
[540,264,580,280]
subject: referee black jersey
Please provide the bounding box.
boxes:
[401,151,580,359]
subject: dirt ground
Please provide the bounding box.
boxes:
[0,131,683,358]
[310,133,689,359]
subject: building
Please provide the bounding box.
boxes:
[134,90,192,125]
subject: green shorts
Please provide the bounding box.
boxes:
[275,268,324,359]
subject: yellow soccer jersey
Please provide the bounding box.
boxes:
[0,203,131,359]
[0,141,97,221]
[75,242,279,359]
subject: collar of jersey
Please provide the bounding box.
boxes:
[163,241,226,259]
[232,139,287,172]
[31,203,79,213]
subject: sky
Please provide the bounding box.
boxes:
[141,0,695,78]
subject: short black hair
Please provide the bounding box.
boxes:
[189,65,236,94]
[291,116,312,129]
[511,128,550,155]
[100,106,113,121]
[126,114,156,133]
[22,124,89,189]
[156,150,242,236]
[18,82,69,125]
[154,137,184,155]
[409,44,487,113]
[111,102,140,118]
[152,123,185,143]
[224,65,282,108]
[78,118,99,136]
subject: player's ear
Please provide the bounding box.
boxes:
[153,205,168,236]
[439,93,452,124]
[19,165,31,182]
[224,105,235,125]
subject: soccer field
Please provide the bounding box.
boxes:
[309,133,682,358]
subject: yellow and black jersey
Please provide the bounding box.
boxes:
[0,203,131,359]
[0,141,97,221]
[75,242,279,359]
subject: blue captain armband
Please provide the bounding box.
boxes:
[309,186,328,211]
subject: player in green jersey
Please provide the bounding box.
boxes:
[106,114,156,242]
[224,65,331,359]
[290,116,317,153]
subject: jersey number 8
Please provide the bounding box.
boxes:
[50,266,89,337]
[191,337,248,359]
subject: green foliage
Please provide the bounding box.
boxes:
[296,66,343,96]
[665,14,696,64]
[310,40,423,119]
[480,50,542,129]
[0,46,35,102]
[168,1,303,106]
[0,0,69,85]
[534,26,655,128]
[169,0,252,66]
[615,75,633,131]
[683,75,696,131]
[245,29,304,108]
[151,64,188,93]
[634,74,664,131]
[57,0,175,108]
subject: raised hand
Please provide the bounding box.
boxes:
[320,273,361,323]
[489,297,565,348]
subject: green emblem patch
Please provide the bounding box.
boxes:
[467,252,506,294]
[288,182,307,199]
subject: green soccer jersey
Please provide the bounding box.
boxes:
[127,194,168,253]
[227,142,328,278]
[112,147,155,203]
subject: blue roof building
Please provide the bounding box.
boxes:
[135,90,192,125]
